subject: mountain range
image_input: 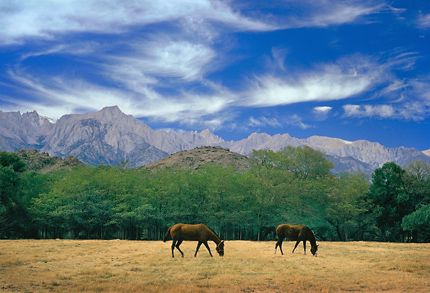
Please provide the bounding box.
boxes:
[1,106,429,173]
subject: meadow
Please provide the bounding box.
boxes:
[1,240,429,292]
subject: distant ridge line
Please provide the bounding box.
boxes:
[1,106,429,173]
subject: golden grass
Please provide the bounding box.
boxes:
[1,240,429,292]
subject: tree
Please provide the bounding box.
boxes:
[325,172,369,241]
[401,160,430,242]
[250,149,277,169]
[0,152,26,238]
[402,205,430,242]
[18,171,54,238]
[0,151,26,173]
[276,146,334,180]
[367,162,411,241]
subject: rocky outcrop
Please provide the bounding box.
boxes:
[15,149,83,173]
[144,146,252,172]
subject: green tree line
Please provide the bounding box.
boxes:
[1,147,429,242]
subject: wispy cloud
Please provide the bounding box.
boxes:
[417,13,430,29]
[343,96,430,121]
[247,114,311,130]
[5,64,238,126]
[295,1,384,27]
[105,39,216,84]
[5,67,133,117]
[343,104,395,118]
[248,116,281,127]
[245,55,383,107]
[3,0,429,134]
[243,0,385,29]
[19,42,100,61]
[286,114,313,129]
[0,0,274,46]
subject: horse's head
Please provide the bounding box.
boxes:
[216,240,224,256]
[311,244,318,257]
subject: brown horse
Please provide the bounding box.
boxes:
[163,223,224,258]
[274,224,318,256]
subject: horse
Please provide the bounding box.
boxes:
[274,224,318,257]
[163,223,224,258]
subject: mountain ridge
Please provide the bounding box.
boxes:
[1,106,429,173]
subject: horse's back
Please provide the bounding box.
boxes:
[277,224,312,240]
[276,224,290,234]
[276,224,293,239]
[289,224,311,236]
[170,223,210,241]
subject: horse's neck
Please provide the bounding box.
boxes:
[308,231,317,247]
[207,230,221,244]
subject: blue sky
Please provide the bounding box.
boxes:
[0,0,429,150]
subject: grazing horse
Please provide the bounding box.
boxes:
[274,224,318,257]
[163,223,224,258]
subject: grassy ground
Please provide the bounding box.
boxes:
[1,240,429,292]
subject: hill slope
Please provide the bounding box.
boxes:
[143,146,252,172]
[16,149,83,173]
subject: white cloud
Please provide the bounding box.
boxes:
[106,39,216,83]
[314,106,333,114]
[343,105,361,117]
[365,104,395,118]
[5,67,134,118]
[5,65,237,124]
[0,0,386,47]
[0,0,274,46]
[313,106,333,120]
[343,104,395,118]
[19,42,100,61]
[248,116,281,127]
[417,13,430,29]
[245,55,383,107]
[301,1,384,27]
[287,114,313,129]
[342,103,429,120]
[253,0,385,29]
[3,0,428,131]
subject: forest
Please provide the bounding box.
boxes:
[1,146,429,242]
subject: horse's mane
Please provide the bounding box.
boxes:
[206,225,221,239]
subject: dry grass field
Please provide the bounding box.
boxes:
[1,240,429,292]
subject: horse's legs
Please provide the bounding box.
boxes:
[194,242,202,257]
[303,240,306,255]
[171,240,176,258]
[275,239,284,255]
[292,240,301,254]
[203,241,213,257]
[175,240,184,258]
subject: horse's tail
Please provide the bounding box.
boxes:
[163,226,172,242]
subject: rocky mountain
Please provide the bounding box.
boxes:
[0,110,53,151]
[1,106,429,173]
